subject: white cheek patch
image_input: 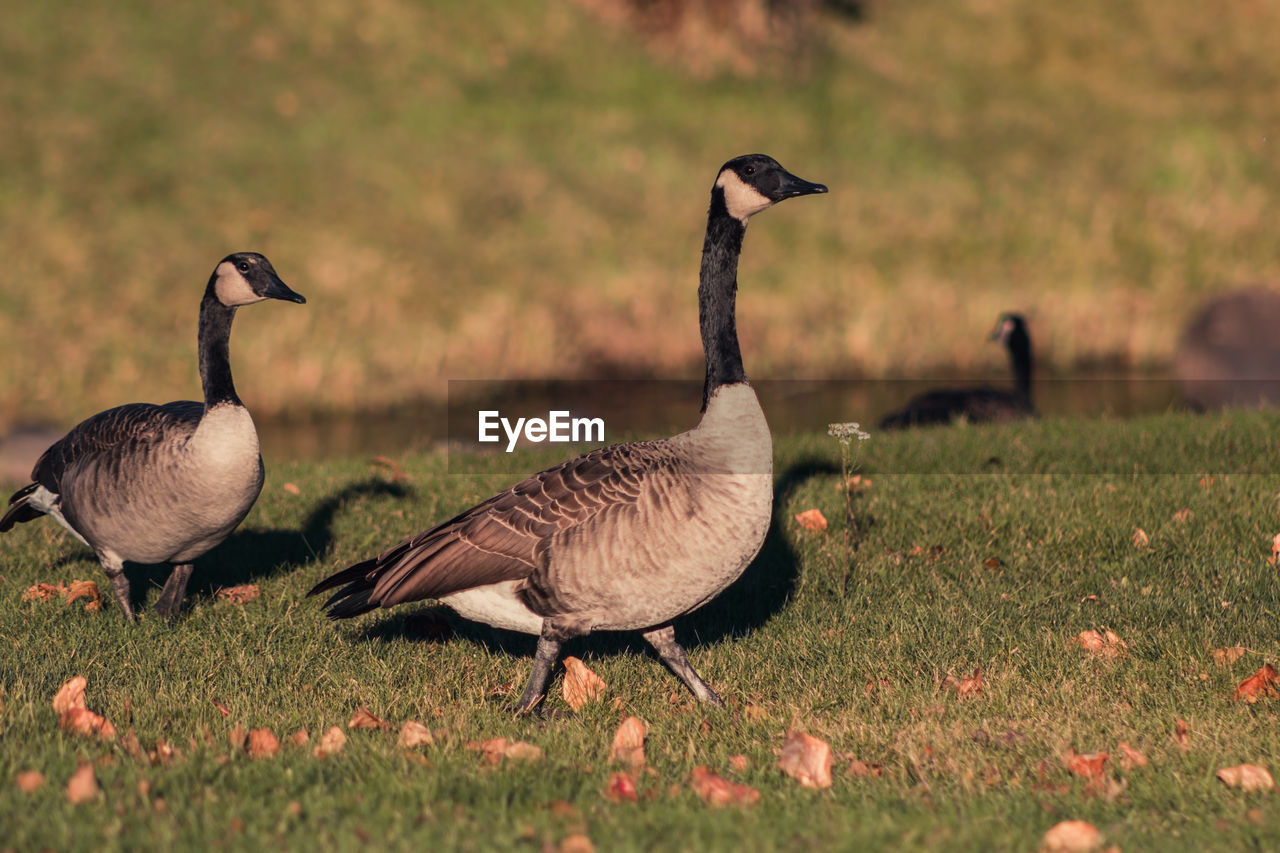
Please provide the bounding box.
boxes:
[716,170,773,222]
[213,261,265,306]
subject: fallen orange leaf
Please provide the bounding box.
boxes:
[1174,718,1190,750]
[212,699,232,717]
[52,676,88,714]
[467,737,544,765]
[954,667,983,698]
[604,770,639,803]
[23,582,66,602]
[348,706,386,729]
[1211,647,1247,667]
[1063,750,1108,781]
[282,482,301,495]
[777,730,833,790]
[1074,629,1127,659]
[1272,533,1280,566]
[1117,742,1147,770]
[562,657,607,711]
[60,707,117,740]
[1132,528,1149,548]
[847,759,884,777]
[1216,763,1275,792]
[794,509,827,532]
[65,763,98,805]
[15,770,45,793]
[149,740,177,765]
[290,729,309,747]
[216,584,260,605]
[558,834,595,853]
[247,728,280,759]
[64,579,103,611]
[729,754,750,772]
[608,716,646,768]
[313,726,347,758]
[398,720,434,748]
[690,766,760,807]
[1041,819,1103,852]
[1172,508,1192,522]
[1234,664,1279,703]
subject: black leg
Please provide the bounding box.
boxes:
[643,624,724,706]
[97,549,135,622]
[154,563,194,620]
[513,625,563,715]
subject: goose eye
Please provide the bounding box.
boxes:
[743,165,756,176]
[237,262,250,272]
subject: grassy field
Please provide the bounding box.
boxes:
[1,412,1279,850]
[3,0,1280,430]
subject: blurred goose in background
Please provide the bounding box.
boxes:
[1174,288,1280,410]
[0,252,306,620]
[878,312,1036,429]
[310,154,828,713]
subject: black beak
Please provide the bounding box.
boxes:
[263,275,306,304]
[775,169,829,200]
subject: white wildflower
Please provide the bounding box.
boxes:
[827,422,870,445]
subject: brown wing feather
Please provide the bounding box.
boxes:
[309,440,663,618]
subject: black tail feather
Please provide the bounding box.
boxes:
[306,558,377,598]
[0,484,43,533]
[308,558,384,620]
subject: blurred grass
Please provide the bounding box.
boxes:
[2,0,1279,428]
[1,414,1279,849]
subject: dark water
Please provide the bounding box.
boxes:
[256,374,1185,462]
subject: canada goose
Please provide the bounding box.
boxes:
[0,252,305,620]
[878,312,1036,429]
[1174,288,1280,410]
[309,155,827,713]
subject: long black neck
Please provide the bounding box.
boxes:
[1006,327,1033,401]
[198,291,241,408]
[699,190,749,411]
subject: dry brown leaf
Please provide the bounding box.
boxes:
[1272,533,1280,566]
[348,706,386,729]
[604,770,639,803]
[1174,718,1190,750]
[467,737,544,765]
[1132,528,1149,548]
[1074,629,1128,659]
[398,720,434,748]
[15,770,45,793]
[690,766,760,807]
[1234,664,1279,702]
[1117,742,1148,770]
[1041,819,1103,852]
[23,582,67,602]
[248,728,280,759]
[558,834,595,853]
[729,754,750,772]
[212,699,232,717]
[216,584,260,605]
[52,676,88,714]
[1172,508,1192,522]
[66,763,99,804]
[1216,763,1275,792]
[1211,647,1247,667]
[290,729,309,747]
[149,739,177,765]
[562,657,607,711]
[60,707,117,740]
[847,758,884,777]
[282,482,301,495]
[1063,750,1109,781]
[794,509,827,532]
[608,716,646,768]
[954,667,983,698]
[777,730,833,790]
[64,580,104,610]
[313,726,347,758]
[743,703,769,722]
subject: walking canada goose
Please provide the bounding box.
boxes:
[0,252,306,620]
[309,155,827,713]
[878,312,1036,429]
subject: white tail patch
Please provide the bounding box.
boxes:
[213,261,266,306]
[716,170,773,222]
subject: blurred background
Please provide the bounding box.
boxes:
[2,0,1278,462]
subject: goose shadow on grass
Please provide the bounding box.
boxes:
[356,459,844,674]
[48,479,411,614]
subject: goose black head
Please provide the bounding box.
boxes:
[714,154,828,223]
[991,313,1028,344]
[210,252,306,307]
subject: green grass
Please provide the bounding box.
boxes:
[2,413,1279,850]
[4,0,1280,429]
